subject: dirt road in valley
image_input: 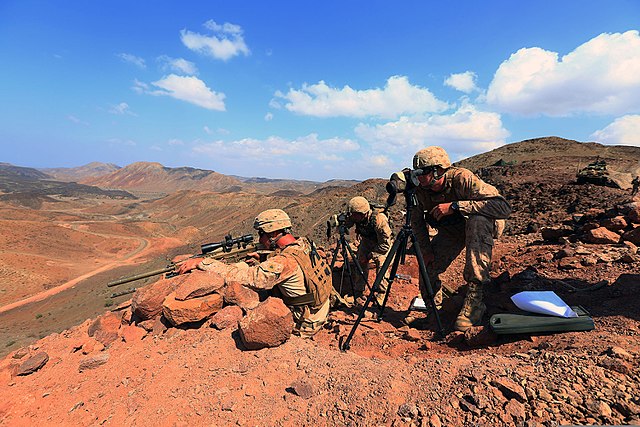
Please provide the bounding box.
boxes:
[0,222,150,314]
[0,219,189,358]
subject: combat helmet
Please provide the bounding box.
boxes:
[347,196,370,214]
[253,209,292,233]
[413,146,451,169]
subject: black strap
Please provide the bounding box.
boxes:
[281,292,315,306]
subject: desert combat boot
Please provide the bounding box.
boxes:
[454,283,486,331]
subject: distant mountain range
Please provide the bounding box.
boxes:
[3,137,640,207]
[41,161,358,195]
[0,163,134,209]
[41,162,121,182]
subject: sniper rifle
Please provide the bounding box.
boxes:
[107,233,258,288]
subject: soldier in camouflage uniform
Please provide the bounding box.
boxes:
[344,196,393,305]
[178,209,332,338]
[411,147,511,331]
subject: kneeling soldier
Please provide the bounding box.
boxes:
[345,196,393,306]
[178,209,332,337]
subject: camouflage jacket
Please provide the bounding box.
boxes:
[412,167,511,251]
[197,238,330,307]
[345,211,392,255]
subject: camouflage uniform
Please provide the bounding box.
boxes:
[412,167,511,311]
[197,237,330,337]
[346,211,393,299]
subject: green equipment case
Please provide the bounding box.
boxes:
[489,306,594,335]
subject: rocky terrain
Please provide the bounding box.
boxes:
[0,137,639,426]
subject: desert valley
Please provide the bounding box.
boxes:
[0,137,639,426]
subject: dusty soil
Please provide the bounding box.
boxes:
[0,241,638,426]
[1,138,640,426]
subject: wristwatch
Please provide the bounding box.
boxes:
[450,201,460,211]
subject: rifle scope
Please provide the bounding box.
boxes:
[200,233,254,255]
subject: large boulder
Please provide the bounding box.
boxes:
[238,297,293,350]
[224,281,260,310]
[174,270,225,301]
[209,305,244,330]
[162,292,224,326]
[132,276,183,320]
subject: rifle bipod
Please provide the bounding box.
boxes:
[340,190,445,352]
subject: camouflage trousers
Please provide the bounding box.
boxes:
[290,297,330,338]
[355,239,391,297]
[419,215,499,306]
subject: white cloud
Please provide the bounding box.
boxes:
[108,102,136,115]
[157,55,198,75]
[355,104,509,163]
[203,126,213,135]
[445,71,479,93]
[117,53,146,68]
[591,115,640,146]
[138,74,226,111]
[192,134,361,179]
[194,134,358,160]
[273,76,449,119]
[67,115,89,126]
[487,30,640,116]
[264,112,274,121]
[180,20,250,61]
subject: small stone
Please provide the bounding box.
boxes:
[290,380,314,399]
[607,346,633,360]
[16,352,49,376]
[79,353,110,372]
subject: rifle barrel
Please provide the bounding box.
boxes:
[107,265,175,287]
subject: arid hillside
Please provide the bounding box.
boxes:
[78,161,357,195]
[1,137,639,426]
[41,162,121,182]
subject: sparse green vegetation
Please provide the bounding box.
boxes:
[35,313,43,319]
[104,300,114,307]
[6,340,16,347]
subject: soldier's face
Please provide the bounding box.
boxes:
[418,171,445,191]
[350,212,365,222]
[258,230,272,247]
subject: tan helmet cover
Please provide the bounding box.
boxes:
[253,209,292,233]
[413,146,451,169]
[347,196,370,214]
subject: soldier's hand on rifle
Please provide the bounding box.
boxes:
[430,202,454,221]
[244,251,261,266]
[177,257,204,274]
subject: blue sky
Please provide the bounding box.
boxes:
[1,1,639,181]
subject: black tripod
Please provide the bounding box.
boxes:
[341,187,445,351]
[327,215,382,310]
